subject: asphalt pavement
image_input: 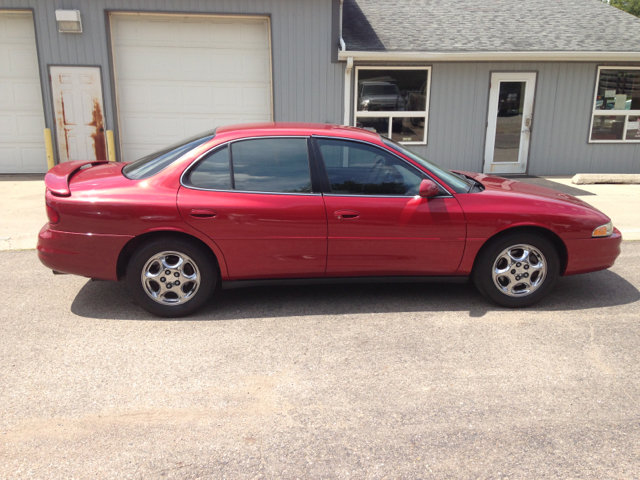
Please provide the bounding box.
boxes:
[1,243,639,478]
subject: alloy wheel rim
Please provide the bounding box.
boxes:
[491,244,547,297]
[141,251,200,305]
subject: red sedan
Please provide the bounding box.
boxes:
[38,123,622,317]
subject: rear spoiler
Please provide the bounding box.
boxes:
[44,160,108,197]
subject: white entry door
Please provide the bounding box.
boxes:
[483,72,536,174]
[50,66,107,162]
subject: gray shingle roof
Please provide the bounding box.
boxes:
[342,0,640,52]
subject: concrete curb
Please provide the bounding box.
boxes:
[572,174,640,185]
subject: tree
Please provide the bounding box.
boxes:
[607,0,640,18]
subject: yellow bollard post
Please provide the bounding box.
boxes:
[44,128,55,170]
[106,130,117,162]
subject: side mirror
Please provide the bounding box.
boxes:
[418,179,439,198]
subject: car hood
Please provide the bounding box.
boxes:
[453,170,604,212]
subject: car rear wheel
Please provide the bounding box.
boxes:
[126,238,217,317]
[473,232,560,308]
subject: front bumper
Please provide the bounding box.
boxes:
[37,224,133,281]
[564,228,623,276]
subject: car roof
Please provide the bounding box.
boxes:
[214,122,383,143]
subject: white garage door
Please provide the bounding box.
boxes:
[110,14,273,162]
[0,12,47,173]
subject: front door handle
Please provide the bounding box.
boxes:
[334,209,360,220]
[189,208,217,219]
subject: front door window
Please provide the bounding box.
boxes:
[316,138,424,196]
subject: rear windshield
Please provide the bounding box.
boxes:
[122,130,216,180]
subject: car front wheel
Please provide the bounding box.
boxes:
[473,232,560,308]
[126,237,217,317]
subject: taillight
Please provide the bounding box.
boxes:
[46,202,60,225]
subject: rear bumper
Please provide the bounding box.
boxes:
[37,224,133,281]
[564,228,622,276]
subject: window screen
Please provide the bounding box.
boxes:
[231,138,312,193]
[316,138,423,196]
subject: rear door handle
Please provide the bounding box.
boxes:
[334,209,360,220]
[189,208,217,219]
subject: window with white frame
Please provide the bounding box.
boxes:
[590,67,640,142]
[354,67,431,145]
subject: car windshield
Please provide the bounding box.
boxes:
[122,130,217,180]
[363,85,399,96]
[382,137,473,193]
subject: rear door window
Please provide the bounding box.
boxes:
[231,138,312,193]
[184,137,313,194]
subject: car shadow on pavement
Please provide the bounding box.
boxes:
[70,268,640,321]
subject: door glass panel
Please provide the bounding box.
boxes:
[186,145,231,190]
[591,115,625,140]
[231,138,312,193]
[493,81,525,163]
[317,139,423,196]
[391,117,425,143]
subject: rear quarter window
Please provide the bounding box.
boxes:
[186,146,232,190]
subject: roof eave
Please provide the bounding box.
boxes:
[337,50,640,62]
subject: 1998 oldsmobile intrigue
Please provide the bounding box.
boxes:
[38,123,621,317]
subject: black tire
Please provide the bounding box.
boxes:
[472,232,560,308]
[126,237,217,317]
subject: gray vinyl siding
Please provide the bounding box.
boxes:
[411,62,640,175]
[4,0,640,175]
[0,0,344,163]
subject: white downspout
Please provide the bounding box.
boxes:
[343,56,353,126]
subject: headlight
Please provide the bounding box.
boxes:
[592,221,613,237]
